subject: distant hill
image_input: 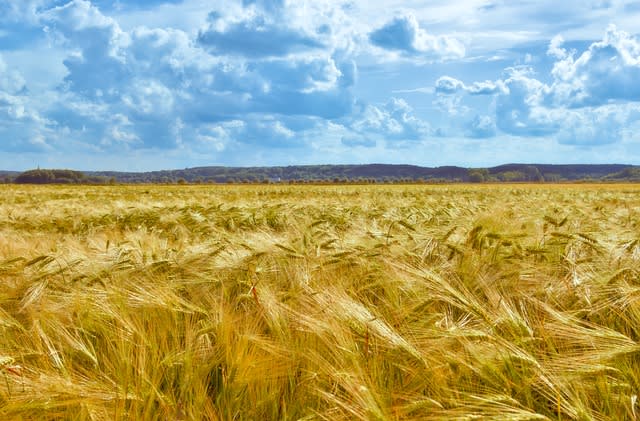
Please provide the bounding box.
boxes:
[0,171,19,183]
[5,164,640,184]
[12,169,109,184]
[602,167,640,181]
[489,164,632,182]
[89,164,471,183]
[87,164,640,183]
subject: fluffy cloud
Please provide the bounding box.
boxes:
[0,54,57,153]
[369,14,465,59]
[193,117,300,149]
[29,0,356,153]
[467,80,508,95]
[347,98,430,146]
[4,0,640,167]
[491,67,633,144]
[435,76,507,95]
[433,76,465,94]
[241,0,284,13]
[0,56,27,95]
[494,67,558,137]
[122,80,174,115]
[433,26,640,144]
[550,25,640,107]
[44,0,119,31]
[237,118,298,147]
[557,103,640,147]
[501,27,640,143]
[547,35,568,59]
[246,57,355,118]
[0,94,55,152]
[43,1,130,97]
[197,13,324,58]
[467,115,497,138]
[0,0,50,24]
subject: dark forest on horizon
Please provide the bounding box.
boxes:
[2,164,640,184]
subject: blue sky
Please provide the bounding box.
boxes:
[1,0,640,170]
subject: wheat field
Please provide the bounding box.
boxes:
[1,184,640,420]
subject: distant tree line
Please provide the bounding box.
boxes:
[468,166,545,183]
[13,169,111,184]
[6,164,640,184]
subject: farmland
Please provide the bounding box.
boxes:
[1,184,640,420]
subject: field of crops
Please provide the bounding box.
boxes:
[1,184,640,420]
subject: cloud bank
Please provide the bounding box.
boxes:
[434,25,640,146]
[1,1,640,169]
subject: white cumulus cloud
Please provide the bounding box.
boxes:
[369,14,465,60]
[550,25,640,107]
